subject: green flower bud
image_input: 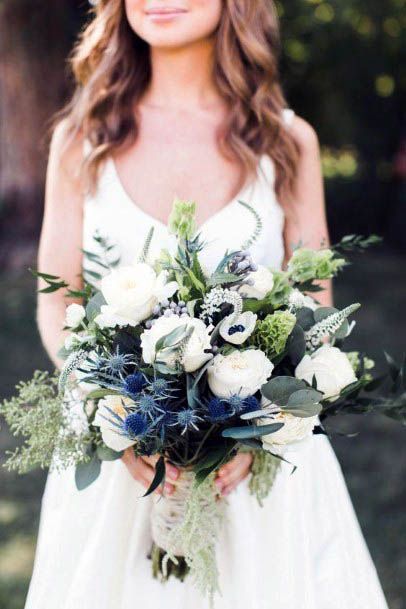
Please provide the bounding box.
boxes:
[168,197,197,240]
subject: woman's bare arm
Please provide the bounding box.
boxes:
[281,116,333,307]
[36,120,85,369]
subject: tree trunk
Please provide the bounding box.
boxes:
[0,0,85,269]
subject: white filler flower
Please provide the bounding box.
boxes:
[239,265,274,300]
[295,344,357,400]
[65,303,86,328]
[141,315,212,373]
[207,349,274,398]
[219,311,257,345]
[93,395,135,452]
[94,263,178,328]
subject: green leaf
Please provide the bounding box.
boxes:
[222,422,284,440]
[261,376,306,406]
[286,324,306,365]
[284,388,323,418]
[155,324,189,352]
[295,307,315,331]
[314,306,338,321]
[75,455,102,490]
[84,388,120,401]
[207,272,240,287]
[143,456,166,497]
[85,291,106,322]
[96,445,123,461]
[186,299,199,317]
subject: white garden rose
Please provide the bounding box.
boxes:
[239,265,274,300]
[295,344,357,400]
[141,315,212,373]
[219,311,257,345]
[65,303,86,328]
[207,349,274,398]
[93,395,135,452]
[94,263,178,329]
[260,410,318,452]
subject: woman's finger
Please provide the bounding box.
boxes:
[215,454,253,493]
[122,451,175,494]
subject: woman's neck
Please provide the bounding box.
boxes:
[141,38,223,111]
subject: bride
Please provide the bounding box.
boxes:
[26,1,388,608]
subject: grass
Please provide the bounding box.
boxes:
[0,252,405,609]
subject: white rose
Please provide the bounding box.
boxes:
[219,311,257,345]
[295,344,357,400]
[65,303,86,328]
[239,265,274,300]
[93,395,135,452]
[260,410,318,451]
[141,315,212,373]
[94,263,178,328]
[207,349,274,398]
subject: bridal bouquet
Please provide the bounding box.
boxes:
[1,198,405,599]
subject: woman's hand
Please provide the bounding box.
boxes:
[215,453,253,496]
[121,449,179,495]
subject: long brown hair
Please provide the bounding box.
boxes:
[55,0,299,197]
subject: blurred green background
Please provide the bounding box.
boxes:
[0,1,405,608]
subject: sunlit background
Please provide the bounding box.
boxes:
[0,1,405,608]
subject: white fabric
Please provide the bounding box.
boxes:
[25,109,388,609]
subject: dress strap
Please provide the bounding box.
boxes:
[282,108,295,127]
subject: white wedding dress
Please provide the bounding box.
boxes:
[25,109,388,609]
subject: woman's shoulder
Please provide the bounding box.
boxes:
[49,118,86,180]
[282,109,320,153]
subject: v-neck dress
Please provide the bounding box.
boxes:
[24,109,389,609]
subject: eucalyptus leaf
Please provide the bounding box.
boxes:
[75,455,102,490]
[314,306,338,322]
[96,445,123,461]
[85,388,120,401]
[222,422,284,440]
[295,307,315,331]
[155,324,189,352]
[261,376,306,406]
[86,292,106,322]
[284,388,323,418]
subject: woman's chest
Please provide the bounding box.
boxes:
[112,110,246,228]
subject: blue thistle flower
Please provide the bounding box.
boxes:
[207,398,232,422]
[138,394,160,417]
[175,409,203,434]
[227,395,246,414]
[124,372,147,397]
[123,413,148,438]
[101,347,137,376]
[150,378,170,395]
[242,395,260,414]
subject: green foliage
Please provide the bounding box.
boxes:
[249,451,281,507]
[288,247,346,283]
[164,473,224,601]
[238,200,263,250]
[0,371,90,474]
[250,311,296,359]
